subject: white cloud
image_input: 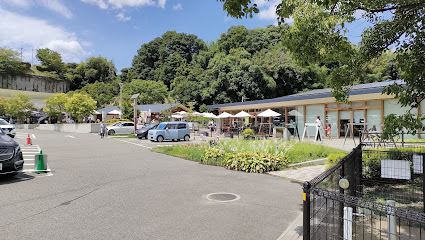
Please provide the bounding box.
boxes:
[257,0,279,20]
[0,0,72,18]
[157,0,166,8]
[116,12,131,21]
[40,0,72,18]
[172,2,182,10]
[0,7,87,63]
[80,0,108,9]
[0,0,32,8]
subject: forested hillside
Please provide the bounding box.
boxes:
[1,24,399,111]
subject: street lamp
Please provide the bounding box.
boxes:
[119,83,123,119]
[242,96,249,102]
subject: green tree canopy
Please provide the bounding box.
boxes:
[0,97,9,116]
[7,94,34,122]
[36,48,66,74]
[65,93,97,122]
[43,93,68,119]
[122,80,168,105]
[0,48,27,76]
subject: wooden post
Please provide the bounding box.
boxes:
[303,105,306,126]
[285,107,288,124]
[380,100,384,130]
[350,108,354,139]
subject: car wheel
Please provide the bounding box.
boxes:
[108,130,115,135]
[137,136,143,139]
[184,135,190,141]
[157,135,164,142]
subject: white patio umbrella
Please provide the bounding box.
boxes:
[257,109,281,117]
[108,109,121,115]
[203,112,218,119]
[176,111,188,115]
[190,111,203,117]
[288,109,302,116]
[171,114,184,119]
[218,112,234,118]
[233,110,252,118]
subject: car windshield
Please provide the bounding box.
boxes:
[156,123,166,130]
[0,119,9,125]
[144,124,157,129]
[112,122,122,126]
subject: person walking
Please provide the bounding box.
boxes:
[314,116,323,141]
[100,122,107,138]
[326,124,332,140]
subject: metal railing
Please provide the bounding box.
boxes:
[303,143,425,240]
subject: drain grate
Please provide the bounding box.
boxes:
[206,193,241,203]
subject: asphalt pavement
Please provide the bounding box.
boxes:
[0,130,302,240]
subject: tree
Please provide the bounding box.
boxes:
[36,48,66,74]
[122,80,168,105]
[78,81,118,108]
[0,48,27,76]
[0,97,9,116]
[218,0,425,137]
[65,93,97,122]
[43,93,68,121]
[7,94,34,123]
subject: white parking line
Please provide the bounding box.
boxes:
[115,139,152,149]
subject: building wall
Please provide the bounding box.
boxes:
[0,75,69,93]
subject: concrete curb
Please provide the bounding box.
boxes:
[288,158,327,168]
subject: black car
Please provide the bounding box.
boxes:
[136,123,159,139]
[0,128,24,176]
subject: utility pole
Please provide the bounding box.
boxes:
[20,46,23,62]
[119,83,124,119]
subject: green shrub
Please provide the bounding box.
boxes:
[222,152,288,173]
[242,128,255,139]
[201,147,226,165]
[106,118,131,124]
[326,153,347,169]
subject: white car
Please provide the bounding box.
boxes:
[0,118,16,138]
[106,122,135,135]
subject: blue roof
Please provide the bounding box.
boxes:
[97,103,181,113]
[206,80,405,109]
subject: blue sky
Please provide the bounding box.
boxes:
[0,0,367,73]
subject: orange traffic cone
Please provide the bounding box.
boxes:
[26,134,32,145]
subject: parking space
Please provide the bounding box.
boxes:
[13,132,52,176]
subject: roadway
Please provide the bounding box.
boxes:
[0,130,302,240]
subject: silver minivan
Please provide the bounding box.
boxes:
[148,122,190,142]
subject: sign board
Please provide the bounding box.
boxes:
[413,153,423,174]
[381,159,411,180]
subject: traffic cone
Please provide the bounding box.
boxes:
[36,150,45,171]
[26,134,32,145]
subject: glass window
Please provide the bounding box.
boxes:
[166,124,177,129]
[352,102,364,107]
[367,100,380,106]
[178,123,186,129]
[306,104,324,136]
[157,123,166,130]
[0,119,8,125]
[296,106,304,136]
[367,108,380,131]
[127,123,134,126]
[326,111,338,137]
[339,103,350,107]
[326,104,337,108]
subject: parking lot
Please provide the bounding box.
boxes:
[0,129,302,240]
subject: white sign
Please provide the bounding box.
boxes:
[413,154,423,174]
[381,159,411,180]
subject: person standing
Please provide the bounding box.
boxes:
[314,116,323,141]
[100,122,107,138]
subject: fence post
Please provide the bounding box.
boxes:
[303,181,311,240]
[402,130,404,147]
[356,145,363,197]
[339,163,345,237]
[423,153,425,213]
[387,200,397,240]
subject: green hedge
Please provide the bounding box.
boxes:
[106,118,130,124]
[325,153,347,169]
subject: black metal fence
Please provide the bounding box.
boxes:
[303,143,425,240]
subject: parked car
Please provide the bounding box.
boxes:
[0,118,16,138]
[136,123,159,139]
[106,122,135,135]
[0,128,24,176]
[148,122,190,142]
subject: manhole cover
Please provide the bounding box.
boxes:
[206,193,241,203]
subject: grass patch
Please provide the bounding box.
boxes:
[109,134,137,138]
[153,139,347,167]
[153,144,204,162]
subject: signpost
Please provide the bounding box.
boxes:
[130,94,140,133]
